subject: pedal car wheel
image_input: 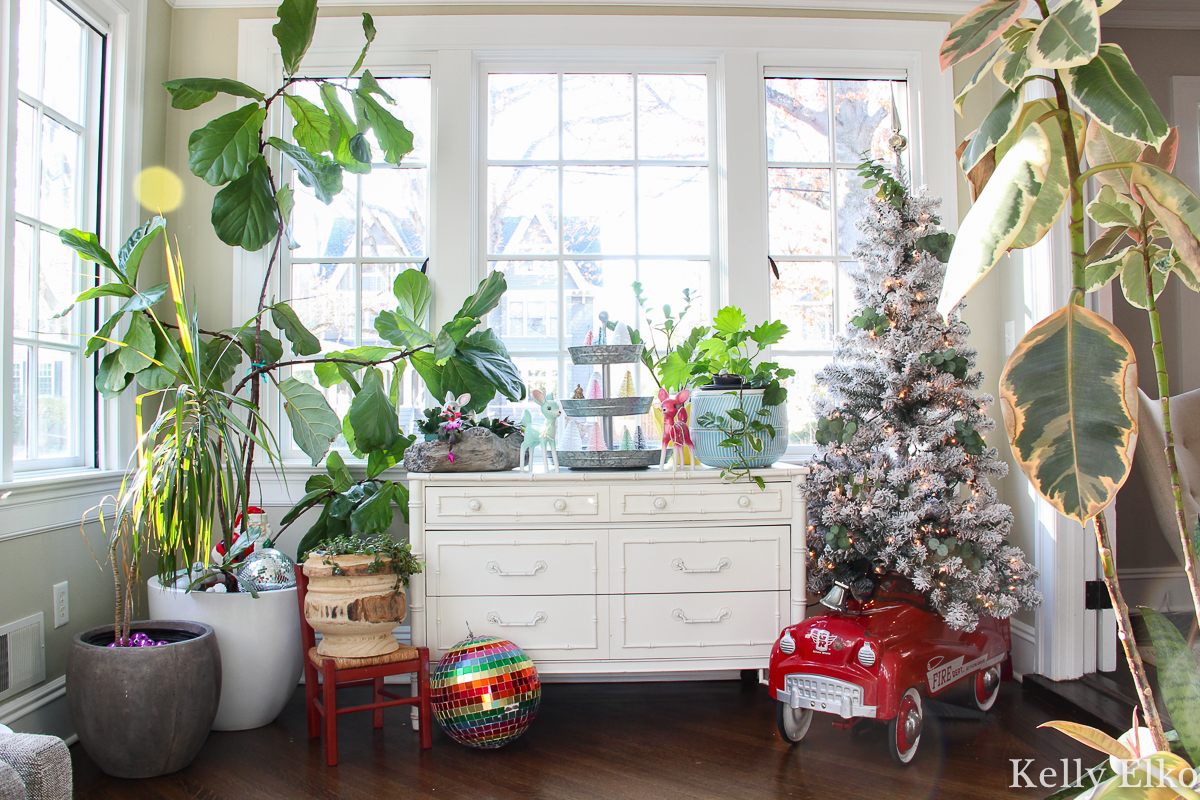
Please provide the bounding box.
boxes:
[973,665,1001,712]
[776,702,814,744]
[888,688,923,766]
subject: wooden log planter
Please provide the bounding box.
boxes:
[403,426,523,472]
[302,554,408,658]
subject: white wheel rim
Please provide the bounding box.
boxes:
[781,705,813,741]
[975,666,1001,711]
[894,688,922,763]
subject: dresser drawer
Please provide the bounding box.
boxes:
[427,532,605,597]
[430,595,606,660]
[426,487,606,525]
[613,591,785,656]
[613,482,788,521]
[614,527,786,594]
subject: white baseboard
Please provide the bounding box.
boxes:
[1120,568,1193,614]
[1010,618,1037,679]
[0,676,73,742]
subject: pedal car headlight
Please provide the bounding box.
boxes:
[857,641,877,667]
[779,630,795,654]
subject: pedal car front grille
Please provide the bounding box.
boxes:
[778,673,876,719]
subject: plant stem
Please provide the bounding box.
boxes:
[1094,512,1169,751]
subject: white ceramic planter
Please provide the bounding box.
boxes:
[302,554,407,658]
[147,576,303,731]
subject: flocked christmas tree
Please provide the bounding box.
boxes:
[805,159,1040,632]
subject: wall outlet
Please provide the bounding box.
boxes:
[53,582,69,629]
[1004,320,1016,356]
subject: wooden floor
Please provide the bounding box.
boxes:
[72,679,1100,800]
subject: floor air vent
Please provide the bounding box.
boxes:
[0,613,46,702]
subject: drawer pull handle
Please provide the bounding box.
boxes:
[468,499,482,511]
[738,495,751,507]
[553,499,567,511]
[671,608,732,625]
[672,557,732,574]
[486,560,547,578]
[653,497,667,510]
[487,611,548,627]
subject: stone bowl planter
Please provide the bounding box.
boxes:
[404,427,522,472]
[67,620,220,778]
[302,554,408,658]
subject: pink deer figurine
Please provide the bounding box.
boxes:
[658,388,693,471]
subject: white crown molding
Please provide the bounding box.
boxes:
[169,0,977,13]
[1104,0,1200,29]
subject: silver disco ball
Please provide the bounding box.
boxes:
[236,548,297,591]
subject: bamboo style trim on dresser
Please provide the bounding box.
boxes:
[408,465,808,678]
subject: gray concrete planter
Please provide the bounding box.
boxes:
[67,620,221,778]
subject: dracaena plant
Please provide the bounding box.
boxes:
[943,0,1200,747]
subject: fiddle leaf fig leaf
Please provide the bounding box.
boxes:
[118,312,156,373]
[349,13,376,77]
[322,84,371,175]
[270,301,322,356]
[117,215,166,285]
[96,351,132,398]
[272,0,318,76]
[393,269,432,323]
[162,78,265,110]
[999,303,1138,523]
[1065,44,1170,148]
[283,94,335,155]
[211,156,280,251]
[356,90,413,165]
[940,0,1028,70]
[374,310,434,348]
[267,136,343,204]
[453,329,526,402]
[348,132,371,164]
[455,270,506,320]
[59,228,120,280]
[347,368,399,452]
[350,481,395,534]
[280,376,341,465]
[236,327,283,367]
[187,103,267,187]
[1028,0,1100,70]
[358,69,393,103]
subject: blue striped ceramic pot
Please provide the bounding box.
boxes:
[688,386,788,469]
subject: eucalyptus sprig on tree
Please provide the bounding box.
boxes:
[940,0,1200,748]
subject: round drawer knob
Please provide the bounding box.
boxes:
[738,495,751,508]
[554,499,567,511]
[468,499,482,511]
[654,497,667,510]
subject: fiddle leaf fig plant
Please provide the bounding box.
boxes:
[943,0,1200,748]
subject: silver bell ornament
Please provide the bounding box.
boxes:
[236,548,297,591]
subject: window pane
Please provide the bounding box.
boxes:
[14,222,34,338]
[638,166,708,255]
[13,345,30,460]
[36,347,73,457]
[777,356,828,446]
[836,168,876,257]
[489,166,558,255]
[637,75,707,161]
[17,0,41,98]
[489,356,561,423]
[488,74,558,160]
[565,259,635,348]
[765,78,829,163]
[768,168,831,256]
[563,166,635,255]
[772,262,834,349]
[838,262,859,332]
[488,261,558,350]
[833,79,898,165]
[361,169,426,258]
[291,262,356,351]
[292,182,356,259]
[38,229,75,342]
[15,102,36,217]
[40,116,80,229]
[43,0,84,121]
[362,263,405,347]
[563,74,633,160]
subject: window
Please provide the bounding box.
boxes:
[283,75,431,445]
[764,76,907,447]
[7,0,103,471]
[485,71,714,418]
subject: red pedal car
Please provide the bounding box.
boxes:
[768,574,1010,765]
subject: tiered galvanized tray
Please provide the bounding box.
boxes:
[557,343,663,470]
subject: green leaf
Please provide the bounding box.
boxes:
[347,369,399,452]
[326,450,352,492]
[349,132,371,164]
[995,29,1034,89]
[356,90,414,165]
[454,329,526,402]
[1011,116,1077,250]
[1084,120,1143,195]
[272,0,318,76]
[1086,184,1141,229]
[960,85,1022,173]
[661,351,691,392]
[1141,607,1200,765]
[137,328,182,391]
[201,337,243,387]
[1129,163,1200,279]
[279,376,341,466]
[358,70,394,104]
[96,351,131,398]
[58,282,134,316]
[1065,44,1170,148]
[456,270,506,320]
[162,78,265,110]
[999,303,1138,523]
[270,301,322,356]
[295,503,333,561]
[277,184,296,249]
[118,215,166,285]
[87,313,123,357]
[236,327,283,366]
[1118,247,1168,310]
[749,320,788,348]
[367,435,413,479]
[713,306,747,335]
[350,481,395,534]
[1028,0,1099,69]
[187,103,267,187]
[434,317,479,364]
[267,137,343,204]
[411,350,497,414]
[322,84,371,175]
[916,231,957,262]
[940,0,1028,70]
[59,229,120,280]
[349,13,376,77]
[283,94,335,155]
[211,156,280,251]
[940,123,1051,316]
[118,313,155,373]
[374,309,434,348]
[954,43,1007,115]
[393,269,432,322]
[118,283,168,313]
[280,487,331,528]
[1082,245,1129,293]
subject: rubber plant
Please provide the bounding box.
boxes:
[58,0,525,588]
[942,0,1200,749]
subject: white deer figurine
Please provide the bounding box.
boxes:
[520,389,563,473]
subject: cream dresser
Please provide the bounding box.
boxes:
[407,465,808,677]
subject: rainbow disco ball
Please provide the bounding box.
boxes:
[430,635,541,749]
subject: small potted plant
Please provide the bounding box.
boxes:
[686,307,794,486]
[300,533,422,657]
[405,394,524,472]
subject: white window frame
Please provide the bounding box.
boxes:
[235,14,956,484]
[0,0,144,527]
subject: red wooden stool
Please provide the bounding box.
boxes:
[296,569,433,766]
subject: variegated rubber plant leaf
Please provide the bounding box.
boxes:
[940,0,1029,70]
[1028,0,1100,70]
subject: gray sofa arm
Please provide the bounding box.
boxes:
[0,759,25,800]
[0,727,70,800]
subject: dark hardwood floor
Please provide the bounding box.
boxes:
[72,679,1101,799]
